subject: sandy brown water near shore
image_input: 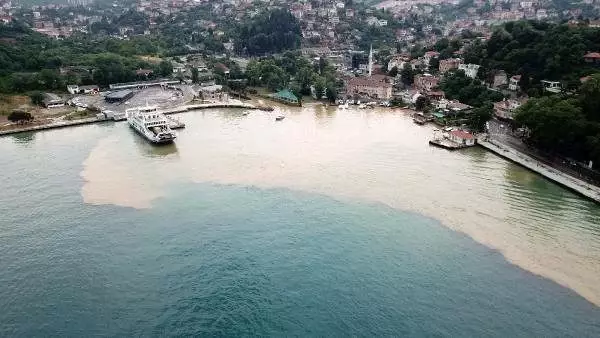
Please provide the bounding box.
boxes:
[80,105,600,306]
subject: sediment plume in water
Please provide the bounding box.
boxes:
[81,107,600,306]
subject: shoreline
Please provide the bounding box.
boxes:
[478,139,600,204]
[0,102,261,137]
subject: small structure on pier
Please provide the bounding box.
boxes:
[429,128,476,150]
[448,130,476,146]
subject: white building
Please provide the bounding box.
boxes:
[509,75,521,91]
[448,130,476,146]
[458,63,480,79]
[541,80,561,93]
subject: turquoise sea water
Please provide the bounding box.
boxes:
[1,121,600,336]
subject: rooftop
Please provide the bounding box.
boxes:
[272,89,299,102]
[105,90,133,100]
[450,130,475,140]
[584,52,600,59]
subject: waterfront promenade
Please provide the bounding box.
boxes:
[479,139,600,203]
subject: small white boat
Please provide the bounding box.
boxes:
[358,103,367,109]
[338,103,349,109]
[275,115,285,121]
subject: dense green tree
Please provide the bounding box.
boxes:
[7,110,33,124]
[313,76,325,99]
[388,66,399,78]
[235,9,301,55]
[465,21,600,90]
[158,60,173,77]
[400,63,414,86]
[469,102,493,132]
[415,96,429,111]
[429,57,440,72]
[28,91,44,106]
[390,97,404,107]
[191,67,199,84]
[325,85,337,103]
[580,74,600,121]
[515,96,587,155]
[440,70,504,107]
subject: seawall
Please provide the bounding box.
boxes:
[478,140,600,204]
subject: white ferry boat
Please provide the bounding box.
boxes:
[126,105,176,144]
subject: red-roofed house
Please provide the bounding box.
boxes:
[584,52,600,64]
[448,130,476,146]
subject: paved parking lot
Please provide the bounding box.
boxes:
[72,84,196,113]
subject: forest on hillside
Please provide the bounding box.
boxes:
[463,20,600,94]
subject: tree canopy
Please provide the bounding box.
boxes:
[440,70,504,107]
[515,74,600,165]
[234,9,301,56]
[463,21,600,92]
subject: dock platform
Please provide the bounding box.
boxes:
[429,139,469,150]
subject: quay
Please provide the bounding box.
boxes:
[0,102,265,137]
[479,139,600,204]
[0,117,108,136]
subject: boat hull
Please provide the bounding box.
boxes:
[128,121,176,144]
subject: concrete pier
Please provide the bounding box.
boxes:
[0,117,107,136]
[0,102,262,137]
[479,140,600,204]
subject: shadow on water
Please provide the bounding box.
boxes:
[10,132,35,145]
[221,109,252,120]
[464,146,488,164]
[314,106,336,125]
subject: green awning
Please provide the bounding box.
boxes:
[272,89,298,102]
[433,112,445,118]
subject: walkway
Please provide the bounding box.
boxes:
[479,140,600,203]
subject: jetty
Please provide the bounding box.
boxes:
[0,117,108,136]
[429,138,467,150]
[0,102,267,137]
[479,139,600,204]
